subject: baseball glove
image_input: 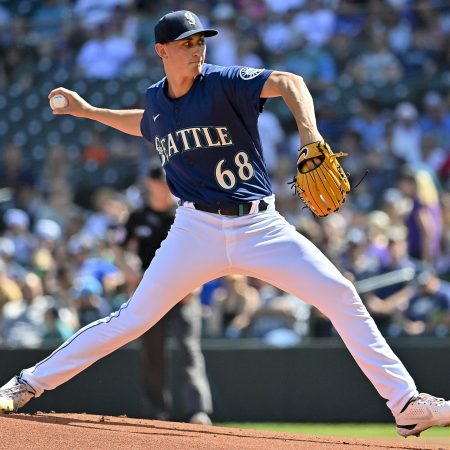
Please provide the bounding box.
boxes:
[291,140,350,217]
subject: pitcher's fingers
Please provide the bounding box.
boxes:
[48,87,72,99]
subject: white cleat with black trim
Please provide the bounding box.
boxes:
[0,376,35,413]
[396,393,450,437]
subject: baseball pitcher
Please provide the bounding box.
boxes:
[1,10,449,437]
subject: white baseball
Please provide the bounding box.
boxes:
[50,94,68,110]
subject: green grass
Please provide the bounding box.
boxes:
[218,423,450,439]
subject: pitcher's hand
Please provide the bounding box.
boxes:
[48,87,94,117]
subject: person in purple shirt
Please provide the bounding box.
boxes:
[398,167,443,265]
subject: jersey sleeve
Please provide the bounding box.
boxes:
[221,66,273,116]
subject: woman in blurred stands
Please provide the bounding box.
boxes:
[398,168,443,265]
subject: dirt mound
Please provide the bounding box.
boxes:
[0,413,447,450]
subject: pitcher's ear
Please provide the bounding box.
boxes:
[155,43,167,59]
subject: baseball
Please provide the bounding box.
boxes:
[50,94,68,110]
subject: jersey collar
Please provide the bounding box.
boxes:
[160,64,208,103]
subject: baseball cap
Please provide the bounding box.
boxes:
[71,276,103,299]
[3,208,29,229]
[67,233,95,255]
[154,10,218,44]
[0,237,15,258]
[395,102,417,120]
[423,91,443,108]
[35,219,62,241]
[417,268,437,286]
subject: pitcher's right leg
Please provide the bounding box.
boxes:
[5,208,229,402]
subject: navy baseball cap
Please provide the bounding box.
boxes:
[154,10,218,44]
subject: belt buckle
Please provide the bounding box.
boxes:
[217,204,246,216]
[217,209,234,217]
[217,208,236,217]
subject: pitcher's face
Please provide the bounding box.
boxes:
[158,33,206,79]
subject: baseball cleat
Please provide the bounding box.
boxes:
[189,412,212,425]
[0,376,35,413]
[396,393,450,437]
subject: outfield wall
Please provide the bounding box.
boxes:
[1,338,449,422]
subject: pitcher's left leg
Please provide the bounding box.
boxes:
[234,211,417,416]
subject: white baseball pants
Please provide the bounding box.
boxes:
[21,197,417,416]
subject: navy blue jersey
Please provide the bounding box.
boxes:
[140,64,273,206]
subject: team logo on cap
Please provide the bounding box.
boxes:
[185,11,196,25]
[239,67,264,80]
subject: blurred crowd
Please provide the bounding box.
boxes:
[0,0,450,348]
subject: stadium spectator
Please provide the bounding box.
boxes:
[0,272,53,348]
[0,144,36,193]
[42,306,74,346]
[67,233,123,297]
[348,99,385,151]
[76,21,135,79]
[419,91,450,149]
[404,30,436,78]
[235,35,264,68]
[365,210,392,265]
[282,37,337,93]
[207,3,238,66]
[44,263,81,330]
[74,0,130,30]
[34,219,62,247]
[0,258,22,312]
[80,131,110,167]
[333,1,365,38]
[35,179,84,236]
[420,133,447,176]
[397,167,443,264]
[257,109,284,175]
[363,226,417,335]
[391,102,422,165]
[245,281,311,346]
[71,275,110,327]
[291,0,336,48]
[0,237,26,281]
[437,192,450,280]
[207,275,261,338]
[316,100,345,145]
[0,4,10,27]
[381,188,410,228]
[339,227,379,283]
[349,34,403,85]
[39,144,71,193]
[81,187,130,239]
[31,0,71,40]
[263,0,302,15]
[319,212,350,265]
[2,208,35,266]
[392,269,450,337]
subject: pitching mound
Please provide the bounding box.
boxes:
[0,413,447,450]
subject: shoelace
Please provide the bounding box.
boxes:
[2,382,33,397]
[415,393,445,405]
